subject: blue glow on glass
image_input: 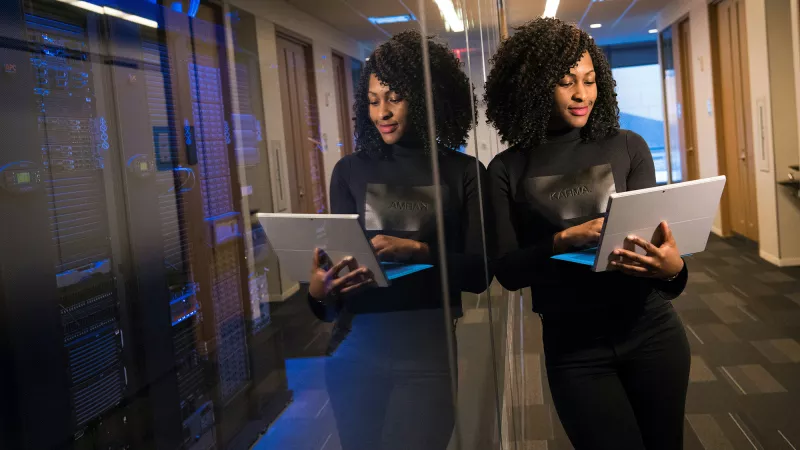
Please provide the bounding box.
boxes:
[255,119,263,142]
[204,211,239,222]
[0,161,36,173]
[368,15,415,24]
[55,259,109,279]
[172,309,198,326]
[64,324,115,347]
[169,290,195,306]
[188,0,200,17]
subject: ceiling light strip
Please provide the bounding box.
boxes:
[432,0,464,32]
[542,0,560,18]
[57,0,158,28]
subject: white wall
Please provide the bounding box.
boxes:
[657,0,722,232]
[656,0,800,265]
[764,0,800,265]
[793,0,800,168]
[743,0,782,263]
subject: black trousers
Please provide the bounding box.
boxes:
[541,299,691,450]
[325,309,457,450]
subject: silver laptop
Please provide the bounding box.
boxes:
[257,213,432,287]
[552,176,727,272]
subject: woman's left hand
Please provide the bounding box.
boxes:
[609,221,685,280]
[371,235,429,262]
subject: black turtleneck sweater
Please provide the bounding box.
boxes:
[310,144,490,320]
[488,128,688,315]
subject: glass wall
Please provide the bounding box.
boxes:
[660,26,684,184]
[605,43,669,184]
[0,0,504,449]
[613,64,668,184]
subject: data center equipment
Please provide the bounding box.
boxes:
[0,1,289,449]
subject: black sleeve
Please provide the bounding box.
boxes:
[625,131,657,191]
[439,160,492,294]
[625,131,690,299]
[306,158,354,322]
[654,258,689,300]
[487,157,554,291]
[329,157,357,214]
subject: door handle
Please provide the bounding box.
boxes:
[299,187,305,198]
[740,150,746,161]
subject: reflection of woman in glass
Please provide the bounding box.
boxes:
[485,18,690,450]
[307,30,489,449]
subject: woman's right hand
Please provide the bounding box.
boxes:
[554,218,605,253]
[309,249,375,300]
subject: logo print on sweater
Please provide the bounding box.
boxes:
[550,185,592,200]
[389,201,430,211]
[524,163,616,223]
[365,184,447,232]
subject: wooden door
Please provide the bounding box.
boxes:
[676,18,700,181]
[276,35,327,213]
[713,0,759,240]
[332,53,354,156]
[729,0,758,240]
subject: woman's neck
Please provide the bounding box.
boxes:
[389,132,427,153]
[545,125,582,143]
[395,132,425,149]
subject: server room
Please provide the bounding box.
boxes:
[1,0,799,449]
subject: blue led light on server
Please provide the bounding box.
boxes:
[98,116,109,150]
[184,119,192,145]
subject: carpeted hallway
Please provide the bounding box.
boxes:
[515,236,800,449]
[254,235,800,449]
[673,236,800,450]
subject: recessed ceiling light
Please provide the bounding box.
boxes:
[590,23,602,29]
[648,28,658,34]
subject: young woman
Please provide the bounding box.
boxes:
[306,30,490,450]
[485,18,690,450]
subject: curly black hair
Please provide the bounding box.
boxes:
[353,29,475,155]
[484,17,619,148]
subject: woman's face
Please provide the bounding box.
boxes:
[551,51,597,130]
[368,73,410,145]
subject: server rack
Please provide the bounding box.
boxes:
[161,5,254,447]
[0,0,289,448]
[0,1,75,448]
[224,6,292,443]
[0,3,130,448]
